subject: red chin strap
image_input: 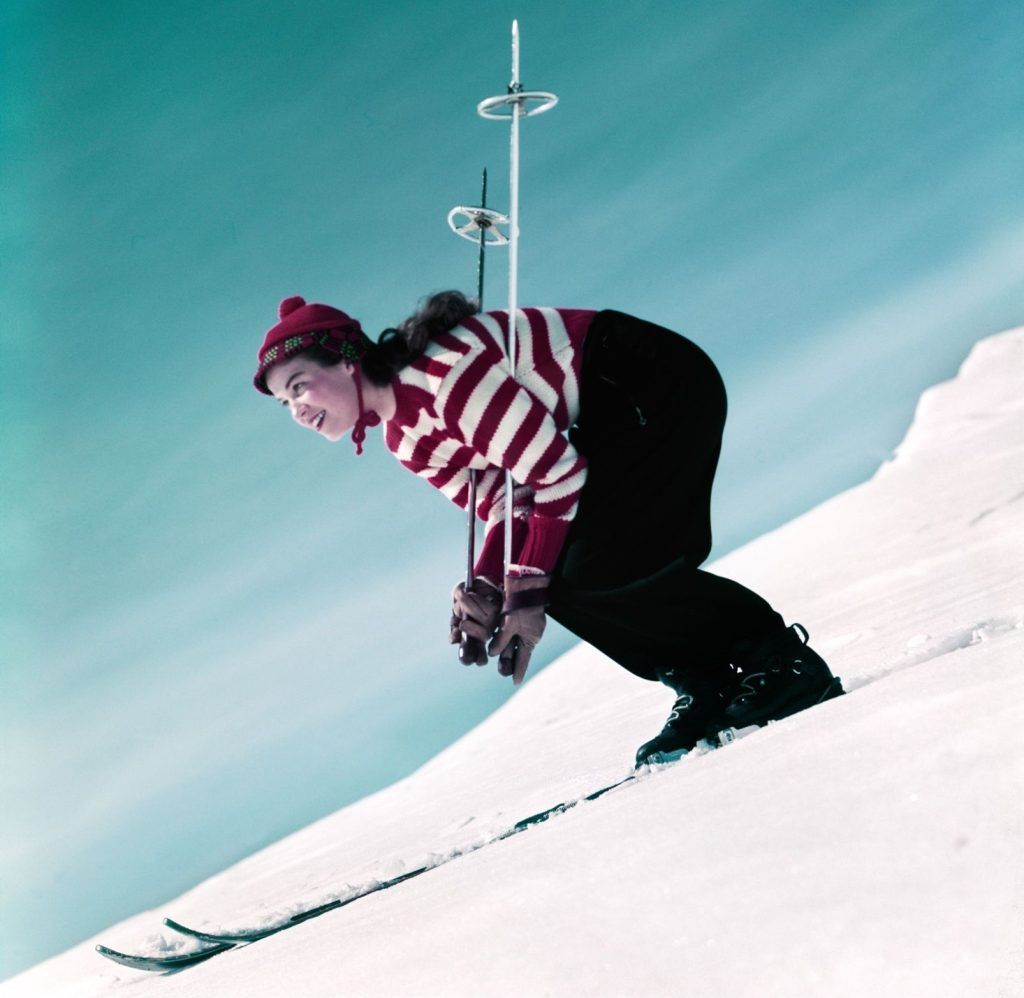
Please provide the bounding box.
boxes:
[350,364,381,456]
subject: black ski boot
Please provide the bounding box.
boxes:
[715,623,843,737]
[635,667,739,768]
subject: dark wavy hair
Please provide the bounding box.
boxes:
[295,290,479,386]
[365,290,479,386]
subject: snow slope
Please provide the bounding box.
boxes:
[6,328,1023,998]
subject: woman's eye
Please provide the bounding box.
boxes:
[293,383,307,395]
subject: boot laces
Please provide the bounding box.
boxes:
[734,653,804,704]
[667,693,695,722]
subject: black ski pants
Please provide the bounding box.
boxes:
[547,310,784,685]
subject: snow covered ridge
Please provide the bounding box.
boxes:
[5,328,1024,997]
[889,325,1024,462]
[710,325,1024,681]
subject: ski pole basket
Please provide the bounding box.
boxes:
[477,90,559,120]
[446,205,510,245]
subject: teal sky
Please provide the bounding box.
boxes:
[2,0,1022,978]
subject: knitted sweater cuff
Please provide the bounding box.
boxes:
[474,515,570,578]
[473,517,528,583]
[517,515,571,575]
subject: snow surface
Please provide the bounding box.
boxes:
[5,328,1023,998]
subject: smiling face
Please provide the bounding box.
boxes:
[265,353,359,442]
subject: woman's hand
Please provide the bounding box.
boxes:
[450,578,503,665]
[488,574,550,686]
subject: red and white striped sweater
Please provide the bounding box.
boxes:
[384,307,597,582]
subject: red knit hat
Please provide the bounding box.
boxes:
[253,295,371,394]
[254,295,380,454]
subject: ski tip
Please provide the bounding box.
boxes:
[512,18,518,35]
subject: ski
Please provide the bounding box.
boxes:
[505,772,640,832]
[98,724,769,972]
[161,917,280,945]
[100,771,647,971]
[161,868,430,946]
[153,770,631,962]
[95,941,233,971]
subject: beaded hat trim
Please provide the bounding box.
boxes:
[254,326,374,394]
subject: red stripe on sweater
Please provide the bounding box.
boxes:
[428,464,462,491]
[391,383,437,430]
[384,421,403,451]
[524,309,569,428]
[478,310,511,356]
[408,432,443,468]
[534,481,582,518]
[502,399,547,472]
[524,432,570,484]
[410,355,454,380]
[449,443,478,468]
[442,351,493,438]
[476,471,505,521]
[454,315,506,358]
[433,330,472,356]
[473,376,520,456]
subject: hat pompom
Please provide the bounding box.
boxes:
[279,295,306,319]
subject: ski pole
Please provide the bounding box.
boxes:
[478,20,558,583]
[463,173,486,665]
[447,171,510,664]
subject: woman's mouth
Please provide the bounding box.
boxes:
[311,410,326,432]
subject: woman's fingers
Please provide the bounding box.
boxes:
[512,643,532,685]
[497,643,516,677]
[458,617,493,643]
[493,632,533,683]
[488,619,513,659]
[451,578,503,664]
[459,634,488,666]
[455,592,494,623]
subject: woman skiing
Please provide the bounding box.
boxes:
[253,291,843,767]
